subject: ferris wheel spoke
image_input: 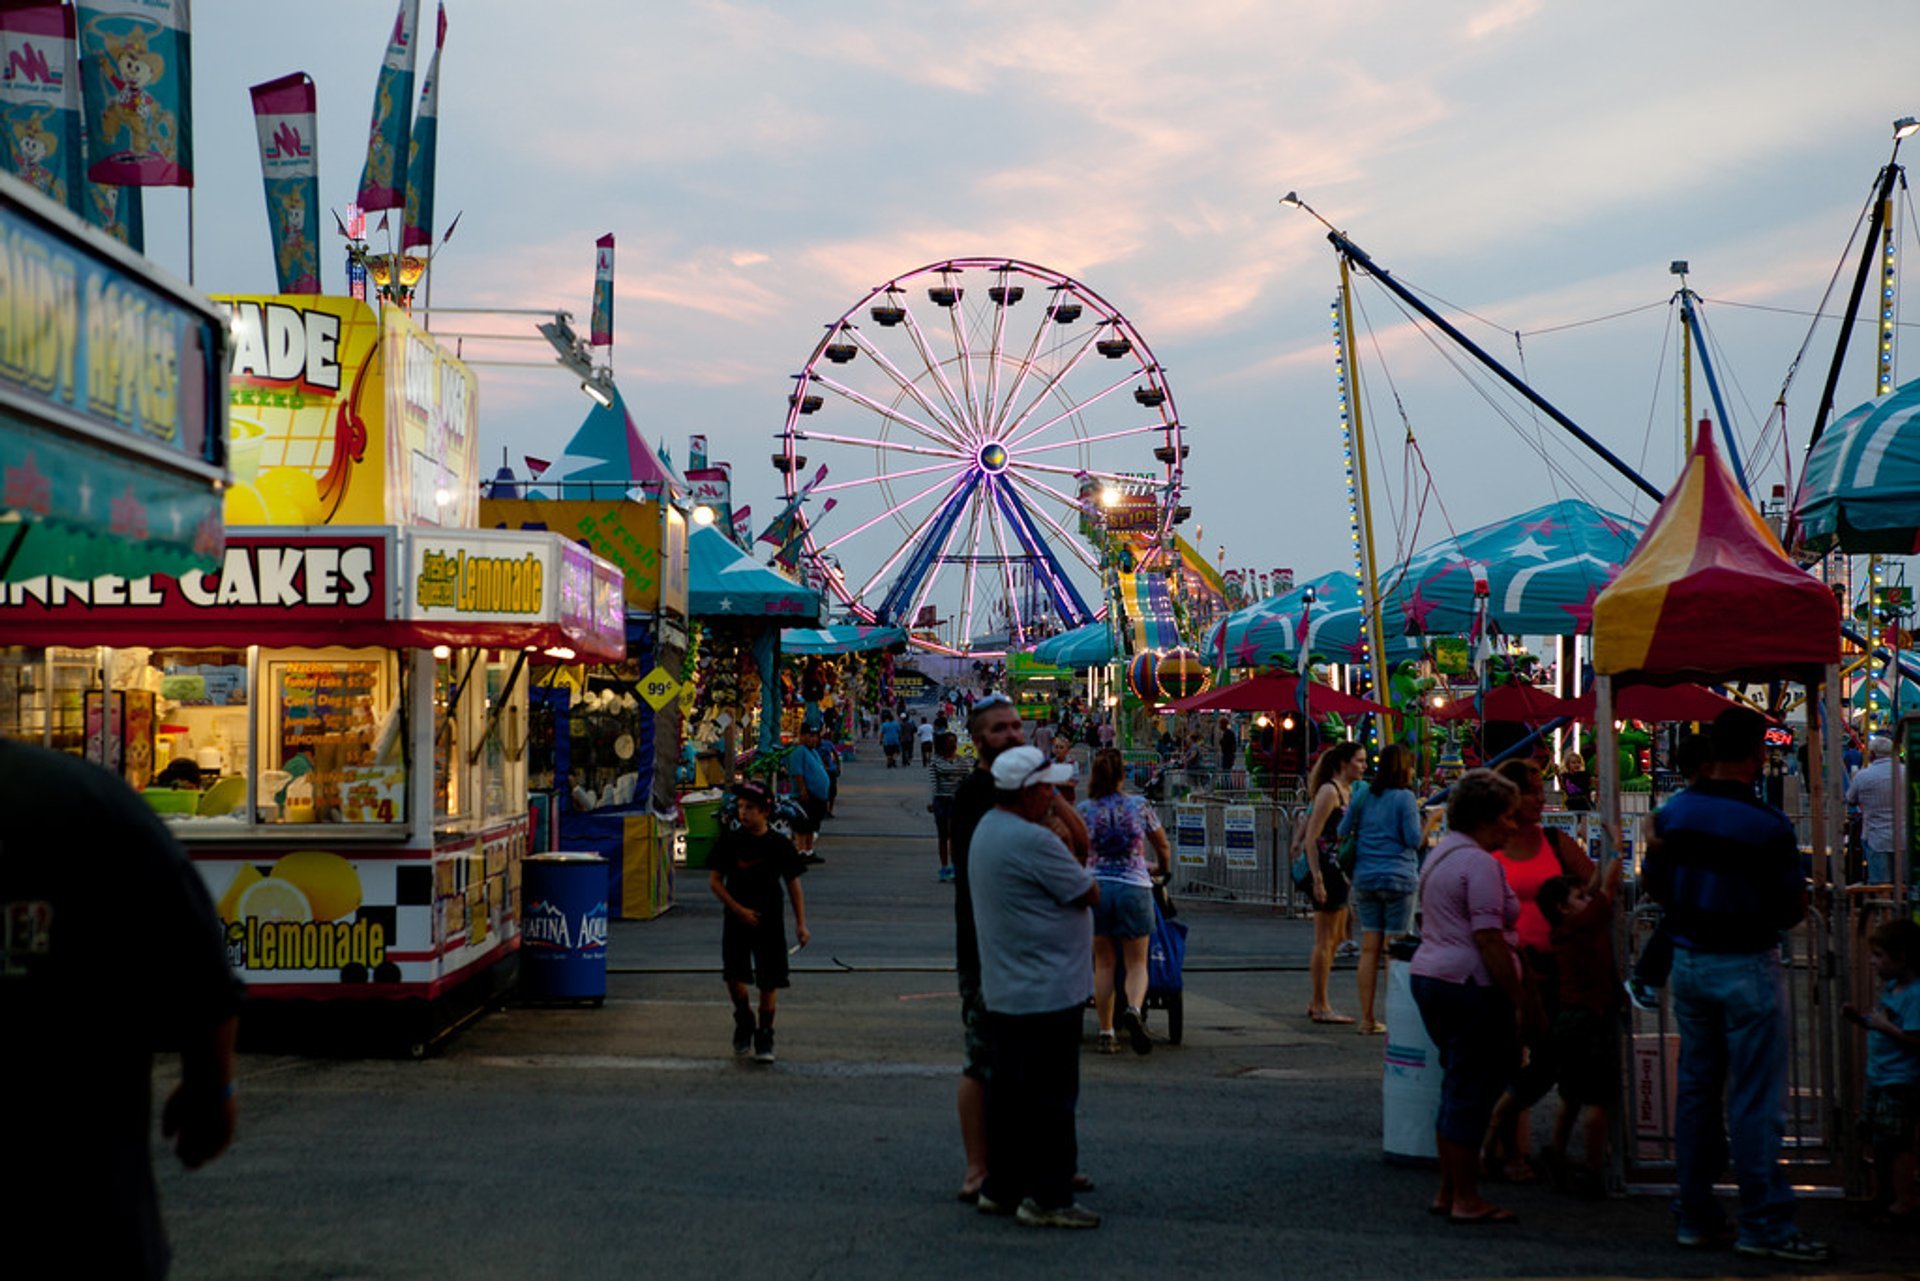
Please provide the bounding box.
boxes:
[810,373,971,454]
[902,487,976,642]
[993,325,1103,444]
[812,460,962,495]
[946,298,983,436]
[794,429,964,463]
[985,292,1058,437]
[840,327,971,447]
[1003,470,1102,572]
[1003,367,1140,452]
[897,302,977,442]
[852,471,974,603]
[983,273,1013,441]
[1016,423,1173,457]
[959,493,987,647]
[984,480,1026,646]
[819,465,970,554]
[1016,460,1148,484]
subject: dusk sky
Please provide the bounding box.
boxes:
[153,1,1920,633]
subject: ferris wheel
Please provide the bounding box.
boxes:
[776,258,1187,656]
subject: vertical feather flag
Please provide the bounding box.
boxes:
[75,0,190,185]
[589,232,614,350]
[0,1,85,214]
[354,0,417,212]
[249,72,320,293]
[400,2,443,250]
[1294,588,1314,719]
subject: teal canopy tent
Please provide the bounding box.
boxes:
[1377,499,1643,638]
[1030,623,1115,668]
[1797,377,1920,553]
[780,624,907,654]
[690,525,821,624]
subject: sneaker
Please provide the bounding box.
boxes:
[1095,1032,1120,1055]
[1674,1223,1735,1250]
[732,1020,754,1058]
[1016,1199,1101,1229]
[1335,940,1360,960]
[1117,1007,1152,1055]
[1624,978,1660,1012]
[1734,1235,1833,1263]
[752,1029,775,1064]
[938,866,954,883]
[975,1193,1016,1217]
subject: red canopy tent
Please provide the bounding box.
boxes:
[1593,426,1839,687]
[1428,682,1578,724]
[1590,420,1840,864]
[1162,673,1391,717]
[1566,683,1753,725]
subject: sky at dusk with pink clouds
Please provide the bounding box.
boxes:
[154,0,1920,636]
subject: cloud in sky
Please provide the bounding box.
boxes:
[167,0,1920,630]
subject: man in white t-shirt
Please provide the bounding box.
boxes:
[968,745,1099,1229]
[917,716,936,765]
[1848,735,1898,884]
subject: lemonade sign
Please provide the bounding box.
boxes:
[213,849,391,978]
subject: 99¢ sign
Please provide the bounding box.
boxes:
[638,666,682,711]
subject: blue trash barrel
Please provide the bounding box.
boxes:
[521,852,609,1001]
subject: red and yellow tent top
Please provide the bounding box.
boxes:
[1593,424,1839,685]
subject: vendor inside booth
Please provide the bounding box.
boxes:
[0,526,625,1050]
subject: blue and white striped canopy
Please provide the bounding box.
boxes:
[1797,378,1920,554]
[1029,623,1116,668]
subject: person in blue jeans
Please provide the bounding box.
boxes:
[1337,743,1427,1035]
[1641,707,1830,1263]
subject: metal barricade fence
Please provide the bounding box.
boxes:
[1153,790,1312,910]
[1620,882,1856,1196]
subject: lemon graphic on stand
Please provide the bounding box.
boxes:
[269,850,362,922]
[236,877,312,922]
[215,865,263,922]
[255,467,324,525]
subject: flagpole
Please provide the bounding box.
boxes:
[186,188,194,285]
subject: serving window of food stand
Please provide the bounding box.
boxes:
[0,526,623,1036]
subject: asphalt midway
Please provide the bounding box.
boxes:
[155,749,1920,1279]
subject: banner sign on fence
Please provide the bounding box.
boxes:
[1174,804,1208,869]
[1222,804,1258,871]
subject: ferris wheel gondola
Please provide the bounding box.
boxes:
[776,258,1186,656]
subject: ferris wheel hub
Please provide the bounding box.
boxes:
[978,441,1010,473]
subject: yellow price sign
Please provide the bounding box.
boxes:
[638,666,682,711]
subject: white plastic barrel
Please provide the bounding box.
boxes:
[1381,961,1442,1164]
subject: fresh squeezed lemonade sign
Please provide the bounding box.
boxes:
[213,849,392,979]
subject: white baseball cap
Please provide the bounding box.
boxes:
[990,744,1074,790]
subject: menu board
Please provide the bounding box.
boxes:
[276,661,380,765]
[159,651,249,707]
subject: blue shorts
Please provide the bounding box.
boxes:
[1091,881,1155,939]
[1350,884,1413,934]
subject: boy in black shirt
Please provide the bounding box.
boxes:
[708,782,810,1063]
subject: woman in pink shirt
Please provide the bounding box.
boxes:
[1409,769,1528,1225]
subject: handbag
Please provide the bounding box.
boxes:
[1333,788,1368,874]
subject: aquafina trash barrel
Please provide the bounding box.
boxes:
[520,852,609,1002]
[1381,959,1442,1163]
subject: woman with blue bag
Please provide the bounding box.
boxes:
[1079,748,1172,1055]
[1336,744,1427,1035]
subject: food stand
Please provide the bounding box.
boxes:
[481,494,690,921]
[0,525,625,1050]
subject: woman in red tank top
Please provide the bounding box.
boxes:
[1481,758,1594,1182]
